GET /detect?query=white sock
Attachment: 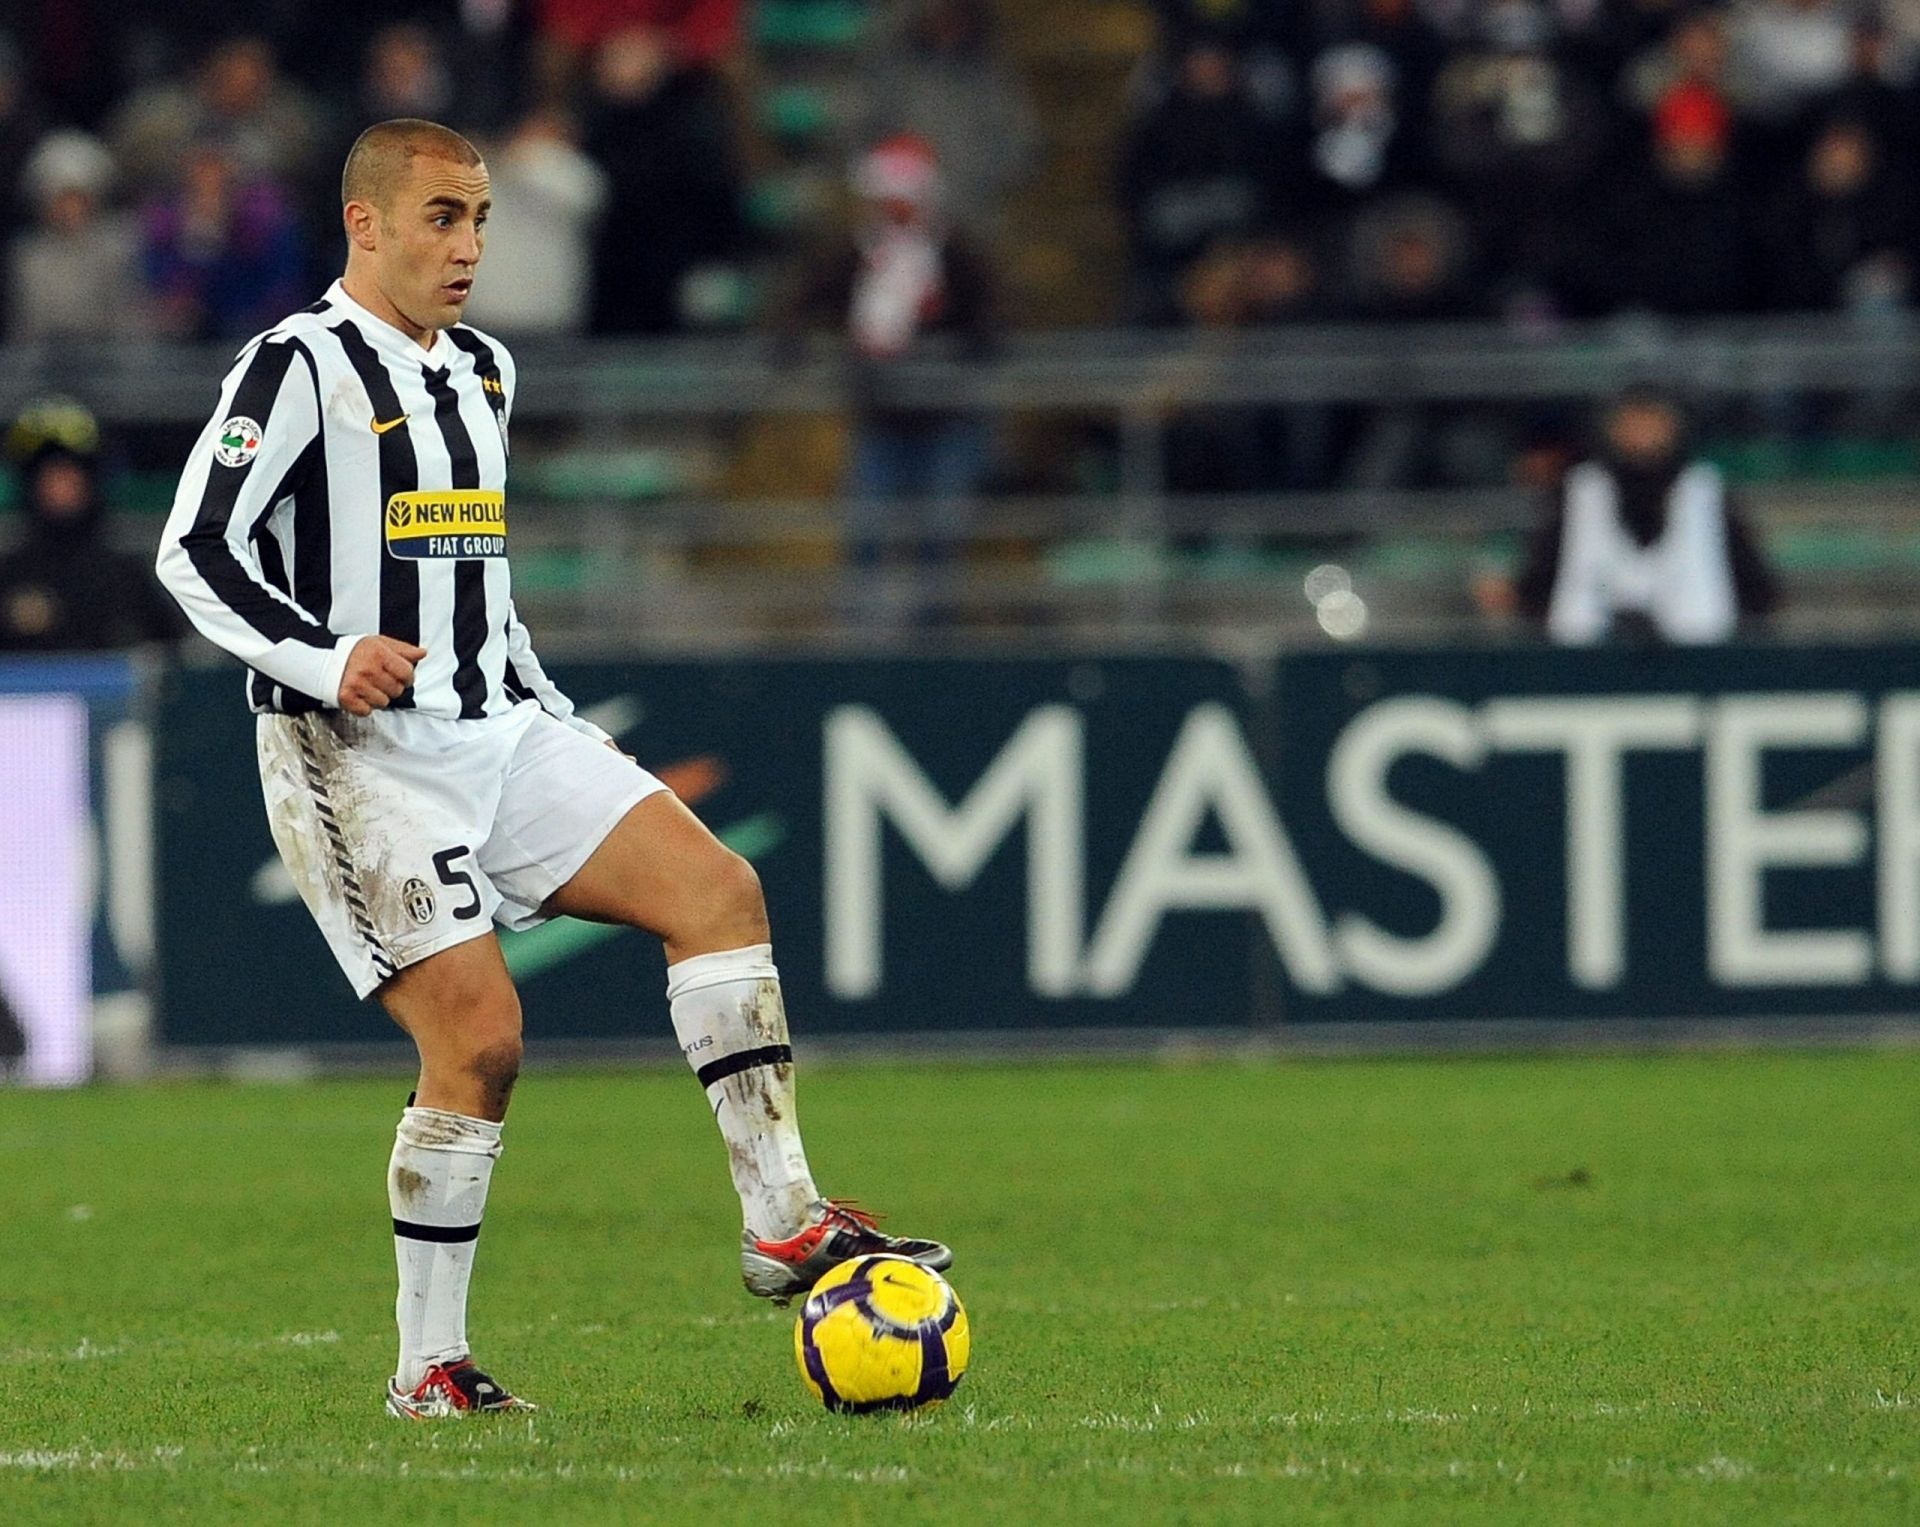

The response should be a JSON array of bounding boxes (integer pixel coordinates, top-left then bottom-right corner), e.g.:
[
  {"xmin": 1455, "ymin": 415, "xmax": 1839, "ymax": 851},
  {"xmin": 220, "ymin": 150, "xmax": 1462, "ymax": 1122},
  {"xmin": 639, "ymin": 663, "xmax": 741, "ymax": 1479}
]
[
  {"xmin": 667, "ymin": 943, "xmax": 821, "ymax": 1241},
  {"xmin": 389, "ymin": 1105, "xmax": 501, "ymax": 1391}
]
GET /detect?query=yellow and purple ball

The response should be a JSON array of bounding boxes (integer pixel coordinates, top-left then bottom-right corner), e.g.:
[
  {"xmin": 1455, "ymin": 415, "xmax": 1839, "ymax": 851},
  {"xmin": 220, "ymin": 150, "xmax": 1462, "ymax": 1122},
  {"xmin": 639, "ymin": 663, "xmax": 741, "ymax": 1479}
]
[{"xmin": 793, "ymin": 1254, "xmax": 969, "ymax": 1413}]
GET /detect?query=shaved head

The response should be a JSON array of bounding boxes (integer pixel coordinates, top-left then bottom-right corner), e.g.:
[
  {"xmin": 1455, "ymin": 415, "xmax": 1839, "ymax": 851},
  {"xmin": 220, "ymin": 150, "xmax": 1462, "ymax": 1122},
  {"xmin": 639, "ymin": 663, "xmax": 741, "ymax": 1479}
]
[
  {"xmin": 338, "ymin": 118, "xmax": 490, "ymax": 343},
  {"xmin": 342, "ymin": 118, "xmax": 482, "ymax": 211}
]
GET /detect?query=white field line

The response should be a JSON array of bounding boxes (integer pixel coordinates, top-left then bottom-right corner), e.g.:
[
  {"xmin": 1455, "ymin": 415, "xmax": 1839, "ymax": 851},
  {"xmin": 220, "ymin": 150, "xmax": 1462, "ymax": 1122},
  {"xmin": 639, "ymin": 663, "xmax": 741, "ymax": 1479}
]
[
  {"xmin": 0, "ymin": 1330, "xmax": 348, "ymax": 1365},
  {"xmin": 974, "ymin": 1391, "xmax": 1909, "ymax": 1439},
  {"xmin": 2, "ymin": 1443, "xmax": 1908, "ymax": 1490},
  {"xmin": 0, "ymin": 1447, "xmax": 182, "ymax": 1473},
  {"xmin": 0, "ymin": 1310, "xmax": 791, "ymax": 1369}
]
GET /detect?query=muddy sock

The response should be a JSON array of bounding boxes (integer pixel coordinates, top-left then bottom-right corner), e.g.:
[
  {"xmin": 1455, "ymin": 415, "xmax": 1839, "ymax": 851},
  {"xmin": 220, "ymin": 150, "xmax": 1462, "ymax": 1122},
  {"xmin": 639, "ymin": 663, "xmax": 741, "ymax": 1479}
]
[
  {"xmin": 389, "ymin": 1106, "xmax": 501, "ymax": 1391},
  {"xmin": 666, "ymin": 943, "xmax": 820, "ymax": 1241}
]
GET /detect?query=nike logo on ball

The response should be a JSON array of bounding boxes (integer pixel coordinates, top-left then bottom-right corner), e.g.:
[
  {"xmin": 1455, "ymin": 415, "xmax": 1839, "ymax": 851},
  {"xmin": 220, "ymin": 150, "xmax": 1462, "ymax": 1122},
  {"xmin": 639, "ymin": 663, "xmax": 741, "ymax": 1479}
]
[{"xmin": 370, "ymin": 415, "xmax": 410, "ymax": 434}]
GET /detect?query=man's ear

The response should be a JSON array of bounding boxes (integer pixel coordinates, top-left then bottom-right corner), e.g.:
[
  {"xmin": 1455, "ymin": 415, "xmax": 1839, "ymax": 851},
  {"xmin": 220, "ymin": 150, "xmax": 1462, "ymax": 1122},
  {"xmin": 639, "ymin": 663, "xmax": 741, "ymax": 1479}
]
[{"xmin": 343, "ymin": 197, "xmax": 379, "ymax": 253}]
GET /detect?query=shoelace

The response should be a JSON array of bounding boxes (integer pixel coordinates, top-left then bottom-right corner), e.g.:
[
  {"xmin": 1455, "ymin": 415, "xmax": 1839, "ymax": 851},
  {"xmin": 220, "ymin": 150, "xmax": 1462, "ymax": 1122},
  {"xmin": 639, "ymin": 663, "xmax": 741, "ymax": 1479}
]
[
  {"xmin": 822, "ymin": 1198, "xmax": 883, "ymax": 1231},
  {"xmin": 436, "ymin": 1361, "xmax": 493, "ymax": 1406}
]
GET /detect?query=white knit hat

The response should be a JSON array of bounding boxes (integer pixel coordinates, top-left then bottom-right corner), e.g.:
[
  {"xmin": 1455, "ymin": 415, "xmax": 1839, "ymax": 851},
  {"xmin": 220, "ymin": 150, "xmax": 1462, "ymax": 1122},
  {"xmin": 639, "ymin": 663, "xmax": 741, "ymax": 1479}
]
[{"xmin": 24, "ymin": 130, "xmax": 116, "ymax": 207}]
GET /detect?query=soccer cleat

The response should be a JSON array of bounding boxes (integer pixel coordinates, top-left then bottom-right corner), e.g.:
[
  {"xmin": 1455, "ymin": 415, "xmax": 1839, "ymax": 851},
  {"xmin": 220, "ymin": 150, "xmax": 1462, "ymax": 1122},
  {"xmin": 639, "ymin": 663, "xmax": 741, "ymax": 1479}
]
[
  {"xmin": 741, "ymin": 1198, "xmax": 953, "ymax": 1303},
  {"xmin": 384, "ymin": 1359, "xmax": 537, "ymax": 1420}
]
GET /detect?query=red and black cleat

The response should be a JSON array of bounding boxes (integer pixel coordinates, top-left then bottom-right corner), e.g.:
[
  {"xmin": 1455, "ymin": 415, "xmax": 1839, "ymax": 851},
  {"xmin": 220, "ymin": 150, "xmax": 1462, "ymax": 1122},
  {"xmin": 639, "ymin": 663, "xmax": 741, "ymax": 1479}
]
[
  {"xmin": 384, "ymin": 1358, "xmax": 537, "ymax": 1420},
  {"xmin": 741, "ymin": 1198, "xmax": 953, "ymax": 1304}
]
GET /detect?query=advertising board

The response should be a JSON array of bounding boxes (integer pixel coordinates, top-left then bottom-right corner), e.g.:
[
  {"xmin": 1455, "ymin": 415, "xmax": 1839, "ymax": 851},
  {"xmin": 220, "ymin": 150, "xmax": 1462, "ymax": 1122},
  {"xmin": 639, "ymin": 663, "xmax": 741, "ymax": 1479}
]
[{"xmin": 153, "ymin": 645, "xmax": 1920, "ymax": 1046}]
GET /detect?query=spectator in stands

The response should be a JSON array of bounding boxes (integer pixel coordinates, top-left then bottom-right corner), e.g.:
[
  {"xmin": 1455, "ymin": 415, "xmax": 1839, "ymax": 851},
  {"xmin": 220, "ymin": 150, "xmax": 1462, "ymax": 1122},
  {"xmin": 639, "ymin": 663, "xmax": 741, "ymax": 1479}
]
[
  {"xmin": 1620, "ymin": 6, "xmax": 1733, "ymax": 117},
  {"xmin": 535, "ymin": 0, "xmax": 742, "ymax": 93},
  {"xmin": 461, "ymin": 109, "xmax": 607, "ymax": 336},
  {"xmin": 0, "ymin": 398, "xmax": 184, "ymax": 653},
  {"xmin": 784, "ymin": 137, "xmax": 995, "ymax": 621},
  {"xmin": 8, "ymin": 130, "xmax": 148, "ymax": 341},
  {"xmin": 1145, "ymin": 0, "xmax": 1307, "ymax": 120},
  {"xmin": 1343, "ymin": 192, "xmax": 1480, "ymax": 320},
  {"xmin": 1317, "ymin": 0, "xmax": 1449, "ymax": 115},
  {"xmin": 1164, "ymin": 233, "xmax": 1345, "ymax": 502},
  {"xmin": 1764, "ymin": 117, "xmax": 1911, "ymax": 313},
  {"xmin": 1727, "ymin": 0, "xmax": 1854, "ymax": 122},
  {"xmin": 1119, "ymin": 39, "xmax": 1284, "ymax": 322},
  {"xmin": 1581, "ymin": 83, "xmax": 1756, "ymax": 315},
  {"xmin": 1151, "ymin": 0, "xmax": 1308, "ymax": 58},
  {"xmin": 1298, "ymin": 43, "xmax": 1428, "ymax": 219},
  {"xmin": 308, "ymin": 22, "xmax": 466, "ymax": 260},
  {"xmin": 141, "ymin": 139, "xmax": 308, "ymax": 342},
  {"xmin": 1497, "ymin": 388, "xmax": 1779, "ymax": 644},
  {"xmin": 359, "ymin": 21, "xmax": 458, "ymax": 123},
  {"xmin": 1430, "ymin": 0, "xmax": 1611, "ymax": 308},
  {"xmin": 107, "ymin": 34, "xmax": 323, "ymax": 204},
  {"xmin": 1340, "ymin": 194, "xmax": 1496, "ymax": 487},
  {"xmin": 292, "ymin": 1, "xmax": 528, "ymax": 133},
  {"xmin": 1806, "ymin": 18, "xmax": 1920, "ymax": 166},
  {"xmin": 860, "ymin": 0, "xmax": 1038, "ymax": 236},
  {"xmin": 581, "ymin": 24, "xmax": 746, "ymax": 333}
]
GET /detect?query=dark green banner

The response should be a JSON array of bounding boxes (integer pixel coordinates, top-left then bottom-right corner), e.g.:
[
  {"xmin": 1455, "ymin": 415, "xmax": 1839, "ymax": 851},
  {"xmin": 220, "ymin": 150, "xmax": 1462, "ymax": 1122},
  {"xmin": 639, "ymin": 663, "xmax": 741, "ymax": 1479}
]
[
  {"xmin": 154, "ymin": 656, "xmax": 1255, "ymax": 1045},
  {"xmin": 154, "ymin": 645, "xmax": 1920, "ymax": 1045},
  {"xmin": 1270, "ymin": 644, "xmax": 1920, "ymax": 1022}
]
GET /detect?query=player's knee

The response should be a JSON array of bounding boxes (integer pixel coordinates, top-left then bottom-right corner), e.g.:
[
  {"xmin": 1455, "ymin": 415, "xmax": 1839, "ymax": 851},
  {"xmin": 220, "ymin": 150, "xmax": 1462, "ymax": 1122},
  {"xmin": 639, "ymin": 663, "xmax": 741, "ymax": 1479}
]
[
  {"xmin": 662, "ymin": 844, "xmax": 767, "ymax": 952},
  {"xmin": 464, "ymin": 1014, "xmax": 526, "ymax": 1121},
  {"xmin": 706, "ymin": 848, "xmax": 767, "ymax": 941},
  {"xmin": 466, "ymin": 1031, "xmax": 523, "ymax": 1117},
  {"xmin": 452, "ymin": 981, "xmax": 522, "ymax": 1115}
]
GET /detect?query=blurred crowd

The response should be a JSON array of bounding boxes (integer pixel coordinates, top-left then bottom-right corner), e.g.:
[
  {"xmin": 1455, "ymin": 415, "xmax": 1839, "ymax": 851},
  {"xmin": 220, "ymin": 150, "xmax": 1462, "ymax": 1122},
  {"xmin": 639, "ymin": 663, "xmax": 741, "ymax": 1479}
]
[
  {"xmin": 0, "ymin": 0, "xmax": 1913, "ymax": 347},
  {"xmin": 0, "ymin": 2, "xmax": 754, "ymax": 343},
  {"xmin": 0, "ymin": 0, "xmax": 1045, "ymax": 346},
  {"xmin": 0, "ymin": 0, "xmax": 1827, "ymax": 644},
  {"xmin": 1124, "ymin": 0, "xmax": 1920, "ymax": 328}
]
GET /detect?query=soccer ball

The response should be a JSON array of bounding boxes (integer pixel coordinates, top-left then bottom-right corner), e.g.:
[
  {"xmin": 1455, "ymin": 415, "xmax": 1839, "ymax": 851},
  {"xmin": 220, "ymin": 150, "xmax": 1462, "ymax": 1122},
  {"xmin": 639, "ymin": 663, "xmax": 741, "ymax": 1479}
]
[{"xmin": 793, "ymin": 1254, "xmax": 969, "ymax": 1413}]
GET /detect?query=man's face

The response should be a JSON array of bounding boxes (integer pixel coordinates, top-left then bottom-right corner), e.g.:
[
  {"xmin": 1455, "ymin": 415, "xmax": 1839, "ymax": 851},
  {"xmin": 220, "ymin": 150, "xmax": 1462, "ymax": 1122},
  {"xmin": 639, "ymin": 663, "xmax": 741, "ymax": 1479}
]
[
  {"xmin": 367, "ymin": 155, "xmax": 490, "ymax": 334},
  {"xmin": 1607, "ymin": 401, "xmax": 1681, "ymax": 464},
  {"xmin": 31, "ymin": 458, "xmax": 90, "ymax": 519}
]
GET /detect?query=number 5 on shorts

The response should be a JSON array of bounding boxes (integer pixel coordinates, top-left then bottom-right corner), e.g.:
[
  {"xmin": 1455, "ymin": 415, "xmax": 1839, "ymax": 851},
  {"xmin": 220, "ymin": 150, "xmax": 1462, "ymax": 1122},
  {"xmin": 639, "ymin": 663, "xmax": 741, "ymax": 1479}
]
[{"xmin": 433, "ymin": 846, "xmax": 484, "ymax": 921}]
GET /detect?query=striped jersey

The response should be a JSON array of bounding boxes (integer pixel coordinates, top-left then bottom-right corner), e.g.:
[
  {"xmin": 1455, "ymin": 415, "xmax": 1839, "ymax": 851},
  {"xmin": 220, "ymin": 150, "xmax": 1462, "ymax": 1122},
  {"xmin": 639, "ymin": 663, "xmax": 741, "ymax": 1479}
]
[{"xmin": 157, "ymin": 280, "xmax": 602, "ymax": 736}]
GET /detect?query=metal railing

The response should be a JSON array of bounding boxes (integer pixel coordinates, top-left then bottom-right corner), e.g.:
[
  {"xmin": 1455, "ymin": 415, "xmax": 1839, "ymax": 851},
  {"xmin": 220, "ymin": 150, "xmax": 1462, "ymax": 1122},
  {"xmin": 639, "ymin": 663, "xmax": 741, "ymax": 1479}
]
[
  {"xmin": 17, "ymin": 311, "xmax": 1919, "ymax": 420},
  {"xmin": 14, "ymin": 313, "xmax": 1920, "ymax": 645}
]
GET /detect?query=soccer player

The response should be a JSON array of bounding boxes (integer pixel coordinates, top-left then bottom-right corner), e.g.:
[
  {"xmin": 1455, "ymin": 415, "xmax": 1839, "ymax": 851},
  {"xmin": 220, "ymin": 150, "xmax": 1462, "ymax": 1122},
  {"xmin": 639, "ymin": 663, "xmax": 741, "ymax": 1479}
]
[{"xmin": 155, "ymin": 119, "xmax": 951, "ymax": 1420}]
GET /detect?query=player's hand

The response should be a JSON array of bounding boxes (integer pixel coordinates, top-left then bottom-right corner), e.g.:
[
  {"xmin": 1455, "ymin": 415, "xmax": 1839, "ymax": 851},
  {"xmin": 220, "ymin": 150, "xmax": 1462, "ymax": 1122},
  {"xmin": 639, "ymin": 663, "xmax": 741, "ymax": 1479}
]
[{"xmin": 339, "ymin": 636, "xmax": 427, "ymax": 716}]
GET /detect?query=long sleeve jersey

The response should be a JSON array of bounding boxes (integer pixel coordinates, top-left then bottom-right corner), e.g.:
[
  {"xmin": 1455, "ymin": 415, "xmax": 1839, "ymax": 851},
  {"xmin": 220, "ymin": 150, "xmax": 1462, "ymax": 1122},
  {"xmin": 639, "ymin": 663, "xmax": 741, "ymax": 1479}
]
[{"xmin": 157, "ymin": 280, "xmax": 604, "ymax": 738}]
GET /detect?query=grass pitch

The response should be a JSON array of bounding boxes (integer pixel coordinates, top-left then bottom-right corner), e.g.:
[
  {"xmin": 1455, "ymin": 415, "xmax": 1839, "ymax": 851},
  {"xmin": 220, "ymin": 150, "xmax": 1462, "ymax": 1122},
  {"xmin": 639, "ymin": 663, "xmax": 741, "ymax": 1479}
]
[{"xmin": 1, "ymin": 1049, "xmax": 1915, "ymax": 1524}]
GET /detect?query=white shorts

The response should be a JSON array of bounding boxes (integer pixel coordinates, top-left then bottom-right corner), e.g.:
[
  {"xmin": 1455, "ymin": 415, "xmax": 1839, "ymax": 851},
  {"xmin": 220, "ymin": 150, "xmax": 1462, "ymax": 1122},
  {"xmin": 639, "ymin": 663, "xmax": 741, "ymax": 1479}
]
[{"xmin": 257, "ymin": 701, "xmax": 667, "ymax": 999}]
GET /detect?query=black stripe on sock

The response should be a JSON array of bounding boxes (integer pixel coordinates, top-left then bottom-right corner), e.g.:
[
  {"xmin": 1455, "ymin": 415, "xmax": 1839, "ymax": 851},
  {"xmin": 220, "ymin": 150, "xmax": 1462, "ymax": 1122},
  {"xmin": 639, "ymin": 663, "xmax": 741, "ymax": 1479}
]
[
  {"xmin": 695, "ymin": 1044, "xmax": 793, "ymax": 1090},
  {"xmin": 392, "ymin": 1218, "xmax": 481, "ymax": 1244}
]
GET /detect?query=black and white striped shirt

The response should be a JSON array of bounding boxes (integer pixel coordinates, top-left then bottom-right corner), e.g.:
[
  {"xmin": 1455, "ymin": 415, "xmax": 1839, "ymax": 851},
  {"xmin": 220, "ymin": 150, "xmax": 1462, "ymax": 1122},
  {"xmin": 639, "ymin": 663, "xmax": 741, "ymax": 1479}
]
[{"xmin": 158, "ymin": 280, "xmax": 603, "ymax": 736}]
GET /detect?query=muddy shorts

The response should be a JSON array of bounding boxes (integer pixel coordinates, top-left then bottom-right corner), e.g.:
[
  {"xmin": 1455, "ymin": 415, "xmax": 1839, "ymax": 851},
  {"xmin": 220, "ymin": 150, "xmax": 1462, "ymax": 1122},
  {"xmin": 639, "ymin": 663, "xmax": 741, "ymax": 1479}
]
[{"xmin": 257, "ymin": 701, "xmax": 666, "ymax": 998}]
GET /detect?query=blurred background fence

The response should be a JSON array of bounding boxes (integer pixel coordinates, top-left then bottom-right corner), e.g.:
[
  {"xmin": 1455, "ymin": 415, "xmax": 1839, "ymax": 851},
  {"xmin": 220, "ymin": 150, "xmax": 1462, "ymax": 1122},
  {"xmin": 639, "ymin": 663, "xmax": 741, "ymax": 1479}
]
[{"xmin": 12, "ymin": 315, "xmax": 1920, "ymax": 645}]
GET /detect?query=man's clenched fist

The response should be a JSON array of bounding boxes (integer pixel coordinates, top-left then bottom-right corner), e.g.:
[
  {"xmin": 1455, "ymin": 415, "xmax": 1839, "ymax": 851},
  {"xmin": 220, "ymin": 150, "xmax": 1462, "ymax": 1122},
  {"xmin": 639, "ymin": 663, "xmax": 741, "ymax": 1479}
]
[{"xmin": 338, "ymin": 635, "xmax": 427, "ymax": 716}]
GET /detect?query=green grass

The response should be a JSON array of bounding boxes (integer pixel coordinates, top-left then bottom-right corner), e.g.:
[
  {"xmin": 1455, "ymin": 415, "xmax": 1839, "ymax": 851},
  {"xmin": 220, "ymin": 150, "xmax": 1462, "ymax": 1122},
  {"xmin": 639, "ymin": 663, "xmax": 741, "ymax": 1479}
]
[{"xmin": 2, "ymin": 1051, "xmax": 1916, "ymax": 1523}]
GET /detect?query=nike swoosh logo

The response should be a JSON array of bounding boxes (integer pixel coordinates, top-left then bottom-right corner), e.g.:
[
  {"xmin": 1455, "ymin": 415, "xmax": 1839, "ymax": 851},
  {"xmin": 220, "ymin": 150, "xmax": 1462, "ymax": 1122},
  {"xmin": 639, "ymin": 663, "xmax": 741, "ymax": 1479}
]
[{"xmin": 370, "ymin": 415, "xmax": 409, "ymax": 434}]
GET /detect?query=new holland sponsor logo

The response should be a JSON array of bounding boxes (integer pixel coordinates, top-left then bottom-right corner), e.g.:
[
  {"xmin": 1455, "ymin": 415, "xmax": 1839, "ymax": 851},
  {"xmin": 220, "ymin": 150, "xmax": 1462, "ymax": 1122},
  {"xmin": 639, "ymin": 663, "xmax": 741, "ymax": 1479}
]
[{"xmin": 384, "ymin": 490, "xmax": 507, "ymax": 559}]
